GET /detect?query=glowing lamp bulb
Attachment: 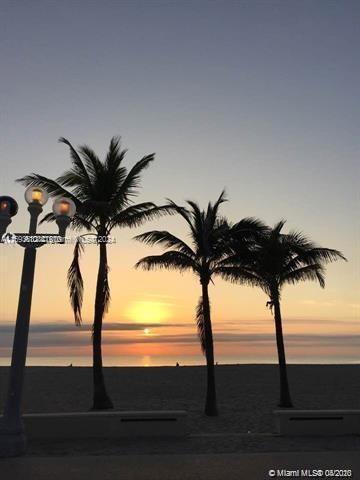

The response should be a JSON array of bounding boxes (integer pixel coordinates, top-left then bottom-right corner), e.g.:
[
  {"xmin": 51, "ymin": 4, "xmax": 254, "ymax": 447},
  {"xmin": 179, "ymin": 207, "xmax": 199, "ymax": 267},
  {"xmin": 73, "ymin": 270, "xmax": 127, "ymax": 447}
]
[
  {"xmin": 52, "ymin": 197, "xmax": 76, "ymax": 218},
  {"xmin": 24, "ymin": 186, "xmax": 48, "ymax": 206},
  {"xmin": 31, "ymin": 188, "xmax": 42, "ymax": 203},
  {"xmin": 59, "ymin": 200, "xmax": 70, "ymax": 215},
  {"xmin": 0, "ymin": 201, "xmax": 9, "ymax": 213},
  {"xmin": 0, "ymin": 196, "xmax": 18, "ymax": 217}
]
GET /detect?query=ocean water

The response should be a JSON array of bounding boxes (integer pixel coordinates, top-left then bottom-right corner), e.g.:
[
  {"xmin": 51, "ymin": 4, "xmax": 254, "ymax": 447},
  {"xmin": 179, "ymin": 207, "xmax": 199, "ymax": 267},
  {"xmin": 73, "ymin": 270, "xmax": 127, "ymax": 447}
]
[{"xmin": 0, "ymin": 355, "xmax": 358, "ymax": 367}]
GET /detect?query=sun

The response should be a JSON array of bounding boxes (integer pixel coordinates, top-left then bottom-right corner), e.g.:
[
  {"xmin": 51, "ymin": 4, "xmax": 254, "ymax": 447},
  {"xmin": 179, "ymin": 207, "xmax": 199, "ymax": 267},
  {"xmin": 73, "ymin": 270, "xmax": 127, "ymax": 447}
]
[
  {"xmin": 143, "ymin": 328, "xmax": 151, "ymax": 336},
  {"xmin": 125, "ymin": 300, "xmax": 171, "ymax": 324}
]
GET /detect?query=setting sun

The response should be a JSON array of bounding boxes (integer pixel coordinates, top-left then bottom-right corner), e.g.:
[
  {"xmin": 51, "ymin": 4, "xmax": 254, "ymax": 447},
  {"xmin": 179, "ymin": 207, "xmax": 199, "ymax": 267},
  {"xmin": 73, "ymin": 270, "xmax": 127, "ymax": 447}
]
[{"xmin": 125, "ymin": 301, "xmax": 171, "ymax": 324}]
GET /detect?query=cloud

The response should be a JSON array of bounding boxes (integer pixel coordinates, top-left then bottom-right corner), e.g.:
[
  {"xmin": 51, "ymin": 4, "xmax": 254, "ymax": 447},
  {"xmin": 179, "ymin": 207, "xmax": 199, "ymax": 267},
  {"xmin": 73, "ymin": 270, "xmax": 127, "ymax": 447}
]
[
  {"xmin": 217, "ymin": 318, "xmax": 360, "ymax": 329},
  {"xmin": 0, "ymin": 323, "xmax": 359, "ymax": 354},
  {"xmin": 0, "ymin": 321, "xmax": 188, "ymax": 334}
]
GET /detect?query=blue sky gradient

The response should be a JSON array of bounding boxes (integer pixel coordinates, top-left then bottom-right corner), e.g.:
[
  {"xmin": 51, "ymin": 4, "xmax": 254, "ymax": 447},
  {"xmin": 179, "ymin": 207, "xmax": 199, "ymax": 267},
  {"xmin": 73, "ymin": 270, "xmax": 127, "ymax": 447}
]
[{"xmin": 1, "ymin": 1, "xmax": 359, "ymax": 364}]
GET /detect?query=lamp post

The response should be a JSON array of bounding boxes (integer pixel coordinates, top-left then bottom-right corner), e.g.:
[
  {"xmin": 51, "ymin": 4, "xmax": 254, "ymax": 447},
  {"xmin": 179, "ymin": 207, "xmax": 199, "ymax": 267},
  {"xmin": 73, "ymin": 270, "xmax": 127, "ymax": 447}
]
[
  {"xmin": 0, "ymin": 187, "xmax": 76, "ymax": 457},
  {"xmin": 0, "ymin": 196, "xmax": 19, "ymax": 237}
]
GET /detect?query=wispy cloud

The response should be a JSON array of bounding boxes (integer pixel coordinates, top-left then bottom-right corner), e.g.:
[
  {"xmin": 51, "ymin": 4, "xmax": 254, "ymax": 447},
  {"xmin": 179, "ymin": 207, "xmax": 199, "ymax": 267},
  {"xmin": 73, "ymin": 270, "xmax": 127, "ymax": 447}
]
[
  {"xmin": 217, "ymin": 318, "xmax": 360, "ymax": 328},
  {"xmin": 0, "ymin": 323, "xmax": 359, "ymax": 353},
  {"xmin": 0, "ymin": 321, "xmax": 188, "ymax": 334}
]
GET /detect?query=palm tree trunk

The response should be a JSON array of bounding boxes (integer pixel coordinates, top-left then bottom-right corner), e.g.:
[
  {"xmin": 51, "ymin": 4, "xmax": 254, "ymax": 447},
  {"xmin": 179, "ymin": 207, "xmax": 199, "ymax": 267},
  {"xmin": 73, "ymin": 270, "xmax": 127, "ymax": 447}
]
[
  {"xmin": 201, "ymin": 282, "xmax": 218, "ymax": 416},
  {"xmin": 92, "ymin": 236, "xmax": 113, "ymax": 410},
  {"xmin": 273, "ymin": 296, "xmax": 293, "ymax": 408}
]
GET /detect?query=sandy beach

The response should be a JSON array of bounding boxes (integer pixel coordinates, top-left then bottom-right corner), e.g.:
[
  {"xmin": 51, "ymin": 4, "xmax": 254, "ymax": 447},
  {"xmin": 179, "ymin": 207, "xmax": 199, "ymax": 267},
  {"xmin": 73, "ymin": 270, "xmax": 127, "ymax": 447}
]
[{"xmin": 1, "ymin": 364, "xmax": 359, "ymax": 455}]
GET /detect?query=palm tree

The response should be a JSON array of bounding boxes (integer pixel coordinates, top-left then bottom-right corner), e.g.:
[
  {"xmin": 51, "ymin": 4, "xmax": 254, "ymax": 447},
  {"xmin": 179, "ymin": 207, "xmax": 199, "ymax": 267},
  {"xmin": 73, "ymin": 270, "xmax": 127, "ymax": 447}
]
[
  {"xmin": 134, "ymin": 191, "xmax": 265, "ymax": 416},
  {"xmin": 225, "ymin": 220, "xmax": 346, "ymax": 408},
  {"xmin": 17, "ymin": 136, "xmax": 172, "ymax": 409}
]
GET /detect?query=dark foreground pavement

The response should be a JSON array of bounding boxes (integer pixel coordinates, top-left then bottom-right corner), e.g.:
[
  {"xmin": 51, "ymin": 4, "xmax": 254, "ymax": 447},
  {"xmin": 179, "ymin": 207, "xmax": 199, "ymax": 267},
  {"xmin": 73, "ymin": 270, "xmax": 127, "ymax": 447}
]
[{"xmin": 1, "ymin": 451, "xmax": 359, "ymax": 480}]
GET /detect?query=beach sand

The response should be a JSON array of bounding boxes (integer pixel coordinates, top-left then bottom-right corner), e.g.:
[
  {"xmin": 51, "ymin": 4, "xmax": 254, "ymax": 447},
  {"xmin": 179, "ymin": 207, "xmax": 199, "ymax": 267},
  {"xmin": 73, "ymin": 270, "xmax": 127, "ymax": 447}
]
[{"xmin": 0, "ymin": 364, "xmax": 359, "ymax": 455}]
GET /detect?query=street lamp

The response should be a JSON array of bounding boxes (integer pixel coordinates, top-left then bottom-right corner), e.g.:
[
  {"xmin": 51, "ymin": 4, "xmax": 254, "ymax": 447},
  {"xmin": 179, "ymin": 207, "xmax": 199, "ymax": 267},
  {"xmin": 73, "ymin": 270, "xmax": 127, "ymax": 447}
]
[
  {"xmin": 0, "ymin": 187, "xmax": 76, "ymax": 457},
  {"xmin": 53, "ymin": 197, "xmax": 76, "ymax": 237},
  {"xmin": 0, "ymin": 196, "xmax": 19, "ymax": 237}
]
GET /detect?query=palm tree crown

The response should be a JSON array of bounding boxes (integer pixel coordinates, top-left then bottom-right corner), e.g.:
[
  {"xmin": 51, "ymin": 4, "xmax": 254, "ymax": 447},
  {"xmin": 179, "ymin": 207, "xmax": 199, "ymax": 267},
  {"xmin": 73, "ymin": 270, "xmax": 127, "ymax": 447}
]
[
  {"xmin": 134, "ymin": 192, "xmax": 265, "ymax": 286},
  {"xmin": 18, "ymin": 137, "xmax": 169, "ymax": 234},
  {"xmin": 135, "ymin": 192, "xmax": 264, "ymax": 347},
  {"xmin": 232, "ymin": 220, "xmax": 347, "ymax": 301},
  {"xmin": 135, "ymin": 191, "xmax": 224, "ymax": 348},
  {"xmin": 17, "ymin": 136, "xmax": 171, "ymax": 323}
]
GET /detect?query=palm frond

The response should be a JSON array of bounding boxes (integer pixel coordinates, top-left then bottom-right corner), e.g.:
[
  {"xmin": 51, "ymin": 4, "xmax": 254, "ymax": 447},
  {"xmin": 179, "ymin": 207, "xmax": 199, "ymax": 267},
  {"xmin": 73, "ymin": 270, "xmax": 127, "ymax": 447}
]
[
  {"xmin": 78, "ymin": 145, "xmax": 104, "ymax": 181},
  {"xmin": 285, "ymin": 229, "xmax": 314, "ymax": 250},
  {"xmin": 134, "ymin": 229, "xmax": 196, "ymax": 257},
  {"xmin": 164, "ymin": 199, "xmax": 195, "ymax": 233},
  {"xmin": 40, "ymin": 205, "xmax": 96, "ymax": 231},
  {"xmin": 70, "ymin": 214, "xmax": 97, "ymax": 232},
  {"xmin": 134, "ymin": 195, "xmax": 235, "ymax": 284},
  {"xmin": 135, "ymin": 251, "xmax": 196, "ymax": 272},
  {"xmin": 109, "ymin": 204, "xmax": 175, "ymax": 230},
  {"xmin": 105, "ymin": 137, "xmax": 127, "ymax": 173},
  {"xmin": 103, "ymin": 137, "xmax": 130, "ymax": 206},
  {"xmin": 273, "ymin": 220, "xmax": 287, "ymax": 235},
  {"xmin": 16, "ymin": 174, "xmax": 78, "ymax": 204},
  {"xmin": 39, "ymin": 212, "xmax": 56, "ymax": 225},
  {"xmin": 196, "ymin": 296, "xmax": 206, "ymax": 354},
  {"xmin": 103, "ymin": 262, "xmax": 111, "ymax": 314},
  {"xmin": 235, "ymin": 221, "xmax": 346, "ymax": 298},
  {"xmin": 105, "ymin": 136, "xmax": 121, "ymax": 165},
  {"xmin": 305, "ymin": 247, "xmax": 347, "ymax": 264},
  {"xmin": 231, "ymin": 217, "xmax": 268, "ymax": 237},
  {"xmin": 115, "ymin": 154, "xmax": 155, "ymax": 206},
  {"xmin": 186, "ymin": 199, "xmax": 204, "ymax": 243},
  {"xmin": 67, "ymin": 238, "xmax": 84, "ymax": 325},
  {"xmin": 213, "ymin": 189, "xmax": 227, "ymax": 209},
  {"xmin": 58, "ymin": 137, "xmax": 94, "ymax": 195},
  {"xmin": 214, "ymin": 265, "xmax": 264, "ymax": 288},
  {"xmin": 281, "ymin": 264, "xmax": 326, "ymax": 288},
  {"xmin": 56, "ymin": 171, "xmax": 85, "ymax": 188},
  {"xmin": 206, "ymin": 189, "xmax": 227, "ymax": 230}
]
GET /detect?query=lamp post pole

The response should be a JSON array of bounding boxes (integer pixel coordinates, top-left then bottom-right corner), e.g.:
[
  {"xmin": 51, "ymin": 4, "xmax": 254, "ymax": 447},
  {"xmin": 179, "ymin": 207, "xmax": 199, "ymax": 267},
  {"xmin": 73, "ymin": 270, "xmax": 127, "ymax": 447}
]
[
  {"xmin": 0, "ymin": 190, "xmax": 76, "ymax": 457},
  {"xmin": 0, "ymin": 203, "xmax": 42, "ymax": 456}
]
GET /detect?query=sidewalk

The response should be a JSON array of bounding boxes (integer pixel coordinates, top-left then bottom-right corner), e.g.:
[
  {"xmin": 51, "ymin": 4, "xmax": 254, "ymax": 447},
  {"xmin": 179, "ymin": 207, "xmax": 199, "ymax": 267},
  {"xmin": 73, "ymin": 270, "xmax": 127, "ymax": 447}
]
[{"xmin": 1, "ymin": 451, "xmax": 358, "ymax": 480}]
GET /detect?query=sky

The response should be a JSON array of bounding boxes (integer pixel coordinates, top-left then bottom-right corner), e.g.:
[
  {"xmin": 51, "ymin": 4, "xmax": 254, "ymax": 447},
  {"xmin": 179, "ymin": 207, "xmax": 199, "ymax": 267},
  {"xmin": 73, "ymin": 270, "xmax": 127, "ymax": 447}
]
[{"xmin": 0, "ymin": 0, "xmax": 359, "ymax": 365}]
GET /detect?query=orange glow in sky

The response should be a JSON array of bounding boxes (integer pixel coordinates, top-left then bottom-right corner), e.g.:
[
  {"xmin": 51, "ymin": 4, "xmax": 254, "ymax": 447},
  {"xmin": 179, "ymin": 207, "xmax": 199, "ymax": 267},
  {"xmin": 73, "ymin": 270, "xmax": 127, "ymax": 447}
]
[{"xmin": 125, "ymin": 300, "xmax": 172, "ymax": 324}]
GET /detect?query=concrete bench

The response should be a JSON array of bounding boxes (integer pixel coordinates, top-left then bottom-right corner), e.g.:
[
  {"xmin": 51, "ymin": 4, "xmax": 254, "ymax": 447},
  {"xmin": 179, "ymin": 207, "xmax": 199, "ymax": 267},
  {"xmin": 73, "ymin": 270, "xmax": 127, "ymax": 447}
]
[
  {"xmin": 274, "ymin": 409, "xmax": 360, "ymax": 436},
  {"xmin": 21, "ymin": 410, "xmax": 188, "ymax": 439}
]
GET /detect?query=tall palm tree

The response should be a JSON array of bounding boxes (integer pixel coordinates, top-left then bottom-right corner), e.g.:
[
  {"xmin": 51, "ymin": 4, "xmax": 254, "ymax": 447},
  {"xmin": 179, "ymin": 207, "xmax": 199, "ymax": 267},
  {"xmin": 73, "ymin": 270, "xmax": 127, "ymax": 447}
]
[
  {"xmin": 17, "ymin": 136, "xmax": 172, "ymax": 409},
  {"xmin": 134, "ymin": 191, "xmax": 265, "ymax": 416},
  {"xmin": 225, "ymin": 220, "xmax": 346, "ymax": 408}
]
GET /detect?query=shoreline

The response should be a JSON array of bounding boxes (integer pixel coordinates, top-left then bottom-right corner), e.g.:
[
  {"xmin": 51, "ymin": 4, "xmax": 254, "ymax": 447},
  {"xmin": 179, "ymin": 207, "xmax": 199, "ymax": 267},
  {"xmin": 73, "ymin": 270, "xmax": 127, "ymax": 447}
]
[{"xmin": 1, "ymin": 362, "xmax": 359, "ymax": 368}]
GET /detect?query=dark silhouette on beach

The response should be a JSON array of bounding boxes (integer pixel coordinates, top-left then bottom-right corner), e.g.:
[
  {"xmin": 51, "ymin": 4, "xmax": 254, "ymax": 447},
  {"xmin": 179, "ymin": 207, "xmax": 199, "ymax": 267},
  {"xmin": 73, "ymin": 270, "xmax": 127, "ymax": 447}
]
[
  {"xmin": 17, "ymin": 136, "xmax": 173, "ymax": 410},
  {"xmin": 135, "ymin": 191, "xmax": 265, "ymax": 416},
  {"xmin": 227, "ymin": 220, "xmax": 346, "ymax": 407}
]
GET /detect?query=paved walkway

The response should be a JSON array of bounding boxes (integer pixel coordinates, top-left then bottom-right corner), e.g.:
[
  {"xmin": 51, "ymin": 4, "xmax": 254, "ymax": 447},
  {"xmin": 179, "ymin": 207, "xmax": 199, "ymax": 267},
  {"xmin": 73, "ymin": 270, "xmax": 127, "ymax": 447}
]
[{"xmin": 1, "ymin": 451, "xmax": 358, "ymax": 480}]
